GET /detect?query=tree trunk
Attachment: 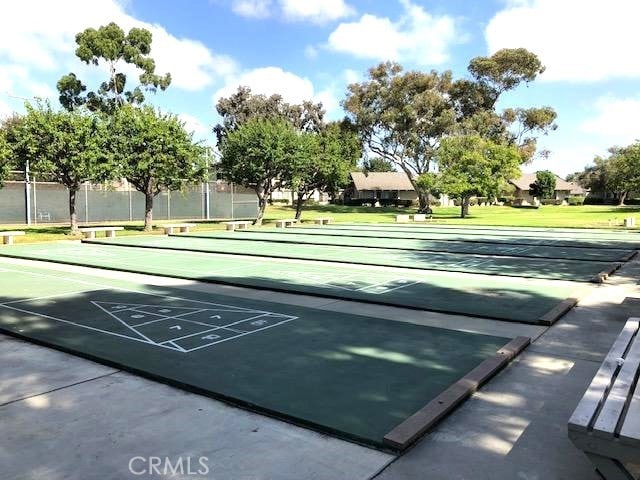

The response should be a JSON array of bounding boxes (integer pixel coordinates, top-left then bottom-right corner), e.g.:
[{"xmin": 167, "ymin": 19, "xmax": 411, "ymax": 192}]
[
  {"xmin": 144, "ymin": 192, "xmax": 154, "ymax": 231},
  {"xmin": 69, "ymin": 187, "xmax": 79, "ymax": 233},
  {"xmin": 460, "ymin": 196, "xmax": 470, "ymax": 218},
  {"xmin": 295, "ymin": 191, "xmax": 305, "ymax": 220},
  {"xmin": 618, "ymin": 191, "xmax": 628, "ymax": 206},
  {"xmin": 254, "ymin": 195, "xmax": 268, "ymax": 226}
]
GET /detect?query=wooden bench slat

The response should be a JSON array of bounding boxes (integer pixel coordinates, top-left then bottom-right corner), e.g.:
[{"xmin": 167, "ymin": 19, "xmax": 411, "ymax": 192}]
[
  {"xmin": 593, "ymin": 324, "xmax": 640, "ymax": 438},
  {"xmin": 569, "ymin": 319, "xmax": 639, "ymax": 432},
  {"xmin": 619, "ymin": 381, "xmax": 640, "ymax": 446}
]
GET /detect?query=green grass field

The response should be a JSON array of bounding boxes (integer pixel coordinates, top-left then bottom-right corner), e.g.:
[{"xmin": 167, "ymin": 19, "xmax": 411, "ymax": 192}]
[{"xmin": 2, "ymin": 204, "xmax": 639, "ymax": 243}]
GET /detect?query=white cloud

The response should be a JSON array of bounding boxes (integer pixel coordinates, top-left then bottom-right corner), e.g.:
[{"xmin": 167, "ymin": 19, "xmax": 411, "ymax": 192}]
[
  {"xmin": 580, "ymin": 95, "xmax": 640, "ymax": 145},
  {"xmin": 231, "ymin": 0, "xmax": 272, "ymax": 19},
  {"xmin": 212, "ymin": 66, "xmax": 341, "ymax": 119},
  {"xmin": 0, "ymin": 0, "xmax": 234, "ymax": 95},
  {"xmin": 485, "ymin": 0, "xmax": 640, "ymax": 82},
  {"xmin": 230, "ymin": 0, "xmax": 354, "ymax": 23},
  {"xmin": 326, "ymin": 0, "xmax": 457, "ymax": 65},
  {"xmin": 280, "ymin": 0, "xmax": 355, "ymax": 24},
  {"xmin": 179, "ymin": 113, "xmax": 210, "ymax": 137}
]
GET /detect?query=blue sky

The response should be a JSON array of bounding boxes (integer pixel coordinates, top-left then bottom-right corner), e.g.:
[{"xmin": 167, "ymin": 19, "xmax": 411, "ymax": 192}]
[{"xmin": 1, "ymin": 0, "xmax": 639, "ymax": 176}]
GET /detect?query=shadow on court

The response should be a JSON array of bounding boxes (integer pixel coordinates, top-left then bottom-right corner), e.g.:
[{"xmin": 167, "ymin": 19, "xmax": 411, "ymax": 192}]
[{"xmin": 0, "ymin": 284, "xmax": 509, "ymax": 450}]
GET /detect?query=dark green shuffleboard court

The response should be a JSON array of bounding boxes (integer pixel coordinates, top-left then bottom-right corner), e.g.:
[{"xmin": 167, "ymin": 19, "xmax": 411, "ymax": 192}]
[
  {"xmin": 0, "ymin": 242, "xmax": 580, "ymax": 324},
  {"xmin": 84, "ymin": 235, "xmax": 616, "ymax": 283},
  {"xmin": 287, "ymin": 225, "xmax": 640, "ymax": 250},
  {"xmin": 362, "ymin": 223, "xmax": 640, "ymax": 236},
  {"xmin": 0, "ymin": 262, "xmax": 513, "ymax": 449},
  {"xmin": 179, "ymin": 230, "xmax": 634, "ymax": 262}
]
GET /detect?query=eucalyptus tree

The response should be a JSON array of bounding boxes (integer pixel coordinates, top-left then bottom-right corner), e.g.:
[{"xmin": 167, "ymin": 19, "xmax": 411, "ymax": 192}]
[{"xmin": 57, "ymin": 22, "xmax": 171, "ymax": 113}]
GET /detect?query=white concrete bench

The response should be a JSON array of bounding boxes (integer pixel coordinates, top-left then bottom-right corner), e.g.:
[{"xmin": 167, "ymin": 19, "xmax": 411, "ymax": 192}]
[
  {"xmin": 224, "ymin": 221, "xmax": 252, "ymax": 231},
  {"xmin": 568, "ymin": 317, "xmax": 640, "ymax": 480},
  {"xmin": 162, "ymin": 223, "xmax": 197, "ymax": 234},
  {"xmin": 624, "ymin": 217, "xmax": 636, "ymax": 228},
  {"xmin": 395, "ymin": 214, "xmax": 410, "ymax": 223},
  {"xmin": 314, "ymin": 217, "xmax": 333, "ymax": 225},
  {"xmin": 275, "ymin": 219, "xmax": 298, "ymax": 228},
  {"xmin": 0, "ymin": 231, "xmax": 25, "ymax": 245},
  {"xmin": 78, "ymin": 226, "xmax": 124, "ymax": 239}
]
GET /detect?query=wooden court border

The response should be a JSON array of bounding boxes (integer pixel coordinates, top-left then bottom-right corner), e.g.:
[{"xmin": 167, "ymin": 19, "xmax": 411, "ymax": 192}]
[{"xmin": 383, "ymin": 336, "xmax": 531, "ymax": 451}]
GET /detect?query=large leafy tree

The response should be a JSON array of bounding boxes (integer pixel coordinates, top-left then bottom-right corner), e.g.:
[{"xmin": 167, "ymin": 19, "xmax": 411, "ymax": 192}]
[
  {"xmin": 218, "ymin": 117, "xmax": 301, "ymax": 225},
  {"xmin": 289, "ymin": 121, "xmax": 361, "ymax": 219},
  {"xmin": 214, "ymin": 86, "xmax": 324, "ymax": 143},
  {"xmin": 362, "ymin": 157, "xmax": 395, "ymax": 173},
  {"xmin": 0, "ymin": 127, "xmax": 13, "ymax": 187},
  {"xmin": 605, "ymin": 143, "xmax": 640, "ymax": 205},
  {"xmin": 343, "ymin": 62, "xmax": 455, "ymax": 212},
  {"xmin": 109, "ymin": 105, "xmax": 208, "ymax": 231},
  {"xmin": 451, "ymin": 49, "xmax": 556, "ymax": 162},
  {"xmin": 529, "ymin": 170, "xmax": 557, "ymax": 200},
  {"xmin": 57, "ymin": 22, "xmax": 171, "ymax": 113},
  {"xmin": 6, "ymin": 102, "xmax": 112, "ymax": 232},
  {"xmin": 436, "ymin": 135, "xmax": 521, "ymax": 218}
]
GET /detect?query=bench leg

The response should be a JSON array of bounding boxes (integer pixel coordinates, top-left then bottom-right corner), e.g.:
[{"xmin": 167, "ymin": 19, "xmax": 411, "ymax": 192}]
[
  {"xmin": 586, "ymin": 453, "xmax": 635, "ymax": 480},
  {"xmin": 84, "ymin": 232, "xmax": 95, "ymax": 240},
  {"xmin": 106, "ymin": 230, "xmax": 116, "ymax": 238},
  {"xmin": 164, "ymin": 228, "xmax": 173, "ymax": 235},
  {"xmin": 180, "ymin": 227, "xmax": 189, "ymax": 233},
  {"xmin": 4, "ymin": 236, "xmax": 12, "ymax": 245}
]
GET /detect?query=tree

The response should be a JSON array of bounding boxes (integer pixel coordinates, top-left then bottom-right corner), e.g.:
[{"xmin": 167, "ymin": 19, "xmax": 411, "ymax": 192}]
[
  {"xmin": 529, "ymin": 170, "xmax": 557, "ymax": 200},
  {"xmin": 218, "ymin": 118, "xmax": 301, "ymax": 225},
  {"xmin": 110, "ymin": 105, "xmax": 208, "ymax": 231},
  {"xmin": 451, "ymin": 49, "xmax": 556, "ymax": 163},
  {"xmin": 5, "ymin": 102, "xmax": 112, "ymax": 232},
  {"xmin": 605, "ymin": 143, "xmax": 640, "ymax": 205},
  {"xmin": 436, "ymin": 135, "xmax": 521, "ymax": 218},
  {"xmin": 362, "ymin": 157, "xmax": 395, "ymax": 173},
  {"xmin": 214, "ymin": 86, "xmax": 324, "ymax": 143},
  {"xmin": 57, "ymin": 22, "xmax": 171, "ymax": 113},
  {"xmin": 289, "ymin": 121, "xmax": 361, "ymax": 219},
  {"xmin": 0, "ymin": 127, "xmax": 13, "ymax": 187},
  {"xmin": 343, "ymin": 62, "xmax": 455, "ymax": 212}
]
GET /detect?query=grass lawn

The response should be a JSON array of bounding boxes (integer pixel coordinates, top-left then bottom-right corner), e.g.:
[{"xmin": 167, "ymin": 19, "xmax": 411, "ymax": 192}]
[
  {"xmin": 267, "ymin": 204, "xmax": 640, "ymax": 229},
  {"xmin": 2, "ymin": 204, "xmax": 639, "ymax": 243}
]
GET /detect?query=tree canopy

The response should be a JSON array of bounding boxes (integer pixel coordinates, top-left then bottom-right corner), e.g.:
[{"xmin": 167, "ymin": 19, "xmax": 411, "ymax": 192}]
[
  {"xmin": 529, "ymin": 170, "xmax": 557, "ymax": 200},
  {"xmin": 218, "ymin": 117, "xmax": 302, "ymax": 224},
  {"xmin": 57, "ymin": 22, "xmax": 171, "ymax": 113},
  {"xmin": 362, "ymin": 157, "xmax": 395, "ymax": 173},
  {"xmin": 289, "ymin": 121, "xmax": 361, "ymax": 218},
  {"xmin": 0, "ymin": 128, "xmax": 12, "ymax": 187},
  {"xmin": 344, "ymin": 49, "xmax": 555, "ymax": 213},
  {"xmin": 6, "ymin": 102, "xmax": 112, "ymax": 231},
  {"xmin": 109, "ymin": 105, "xmax": 208, "ymax": 230},
  {"xmin": 436, "ymin": 135, "xmax": 522, "ymax": 217}
]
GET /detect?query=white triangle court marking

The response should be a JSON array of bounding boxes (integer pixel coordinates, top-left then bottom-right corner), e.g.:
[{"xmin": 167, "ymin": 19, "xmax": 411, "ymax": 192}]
[{"xmin": 92, "ymin": 301, "xmax": 155, "ymax": 343}]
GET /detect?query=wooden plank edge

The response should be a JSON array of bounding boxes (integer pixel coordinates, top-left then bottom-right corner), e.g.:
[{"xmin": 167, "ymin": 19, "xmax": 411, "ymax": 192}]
[
  {"xmin": 539, "ymin": 297, "xmax": 579, "ymax": 325},
  {"xmin": 383, "ymin": 336, "xmax": 530, "ymax": 451},
  {"xmin": 591, "ymin": 263, "xmax": 623, "ymax": 283}
]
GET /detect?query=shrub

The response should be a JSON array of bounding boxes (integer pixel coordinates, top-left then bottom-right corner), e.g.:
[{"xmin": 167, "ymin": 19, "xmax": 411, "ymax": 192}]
[
  {"xmin": 540, "ymin": 198, "xmax": 562, "ymax": 206},
  {"xmin": 271, "ymin": 198, "xmax": 290, "ymax": 204},
  {"xmin": 568, "ymin": 196, "xmax": 585, "ymax": 206},
  {"xmin": 476, "ymin": 196, "xmax": 488, "ymax": 205}
]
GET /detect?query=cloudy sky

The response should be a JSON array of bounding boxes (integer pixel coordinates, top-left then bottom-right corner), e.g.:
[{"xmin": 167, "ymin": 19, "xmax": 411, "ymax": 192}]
[{"xmin": 1, "ymin": 0, "xmax": 638, "ymax": 176}]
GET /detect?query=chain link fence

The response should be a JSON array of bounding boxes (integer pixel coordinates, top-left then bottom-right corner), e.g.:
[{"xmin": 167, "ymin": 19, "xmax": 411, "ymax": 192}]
[{"xmin": 0, "ymin": 172, "xmax": 259, "ymax": 225}]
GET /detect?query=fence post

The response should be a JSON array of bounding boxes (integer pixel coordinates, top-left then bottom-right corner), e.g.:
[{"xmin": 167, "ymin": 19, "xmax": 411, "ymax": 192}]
[
  {"xmin": 24, "ymin": 163, "xmax": 32, "ymax": 225},
  {"xmin": 231, "ymin": 182, "xmax": 234, "ymax": 220},
  {"xmin": 203, "ymin": 182, "xmax": 210, "ymax": 220},
  {"xmin": 84, "ymin": 183, "xmax": 89, "ymax": 223},
  {"xmin": 167, "ymin": 190, "xmax": 171, "ymax": 220}
]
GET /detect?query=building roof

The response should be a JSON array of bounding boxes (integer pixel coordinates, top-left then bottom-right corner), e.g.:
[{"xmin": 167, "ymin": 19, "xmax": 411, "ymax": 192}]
[
  {"xmin": 510, "ymin": 173, "xmax": 580, "ymax": 193},
  {"xmin": 350, "ymin": 171, "xmax": 415, "ymax": 191}
]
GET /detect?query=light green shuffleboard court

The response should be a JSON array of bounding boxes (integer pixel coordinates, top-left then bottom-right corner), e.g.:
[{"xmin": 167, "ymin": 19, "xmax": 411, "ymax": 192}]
[
  {"xmin": 81, "ymin": 235, "xmax": 617, "ymax": 283},
  {"xmin": 179, "ymin": 230, "xmax": 634, "ymax": 262},
  {"xmin": 0, "ymin": 242, "xmax": 581, "ymax": 324}
]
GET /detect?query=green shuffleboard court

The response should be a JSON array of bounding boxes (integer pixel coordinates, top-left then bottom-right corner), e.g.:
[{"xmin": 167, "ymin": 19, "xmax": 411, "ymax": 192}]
[
  {"xmin": 0, "ymin": 242, "xmax": 582, "ymax": 324},
  {"xmin": 293, "ymin": 224, "xmax": 640, "ymax": 249},
  {"xmin": 283, "ymin": 226, "xmax": 640, "ymax": 250},
  {"xmin": 180, "ymin": 230, "xmax": 634, "ymax": 262},
  {"xmin": 0, "ymin": 262, "xmax": 519, "ymax": 450},
  {"xmin": 85, "ymin": 235, "xmax": 617, "ymax": 283}
]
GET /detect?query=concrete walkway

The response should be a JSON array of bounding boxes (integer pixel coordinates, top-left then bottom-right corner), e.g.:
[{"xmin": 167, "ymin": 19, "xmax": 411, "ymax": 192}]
[{"xmin": 1, "ymin": 257, "xmax": 639, "ymax": 479}]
